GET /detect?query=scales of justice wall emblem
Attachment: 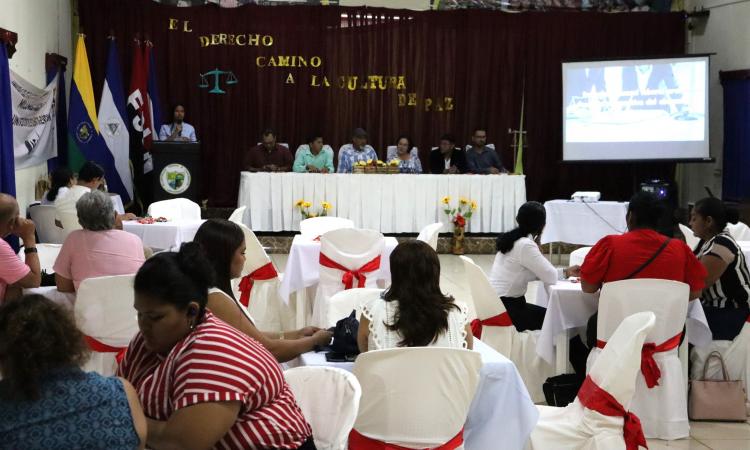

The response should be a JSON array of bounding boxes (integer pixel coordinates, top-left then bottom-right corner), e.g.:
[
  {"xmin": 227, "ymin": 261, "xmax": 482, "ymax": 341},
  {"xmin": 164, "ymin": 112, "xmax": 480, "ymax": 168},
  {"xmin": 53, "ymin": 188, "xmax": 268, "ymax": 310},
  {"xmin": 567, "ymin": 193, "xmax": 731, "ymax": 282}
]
[{"xmin": 199, "ymin": 68, "xmax": 238, "ymax": 94}]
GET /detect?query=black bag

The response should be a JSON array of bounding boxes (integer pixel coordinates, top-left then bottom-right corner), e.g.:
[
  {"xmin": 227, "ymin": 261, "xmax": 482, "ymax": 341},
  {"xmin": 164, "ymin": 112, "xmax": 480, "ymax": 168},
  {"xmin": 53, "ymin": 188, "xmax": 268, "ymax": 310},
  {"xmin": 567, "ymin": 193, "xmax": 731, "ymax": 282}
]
[
  {"xmin": 543, "ymin": 374, "xmax": 584, "ymax": 407},
  {"xmin": 328, "ymin": 310, "xmax": 360, "ymax": 356}
]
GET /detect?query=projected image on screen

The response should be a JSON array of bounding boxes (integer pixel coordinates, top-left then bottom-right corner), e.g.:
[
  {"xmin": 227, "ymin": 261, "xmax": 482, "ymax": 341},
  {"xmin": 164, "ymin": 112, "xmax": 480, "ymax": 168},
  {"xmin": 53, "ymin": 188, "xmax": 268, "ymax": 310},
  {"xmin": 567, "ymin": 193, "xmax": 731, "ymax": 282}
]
[{"xmin": 562, "ymin": 56, "xmax": 709, "ymax": 162}]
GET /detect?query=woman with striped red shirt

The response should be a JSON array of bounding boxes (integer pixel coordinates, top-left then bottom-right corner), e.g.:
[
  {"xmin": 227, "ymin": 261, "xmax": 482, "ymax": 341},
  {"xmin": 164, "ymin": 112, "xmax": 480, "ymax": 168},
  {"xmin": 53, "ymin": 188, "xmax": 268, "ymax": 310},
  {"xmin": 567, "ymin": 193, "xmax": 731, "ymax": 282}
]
[{"xmin": 118, "ymin": 243, "xmax": 315, "ymax": 450}]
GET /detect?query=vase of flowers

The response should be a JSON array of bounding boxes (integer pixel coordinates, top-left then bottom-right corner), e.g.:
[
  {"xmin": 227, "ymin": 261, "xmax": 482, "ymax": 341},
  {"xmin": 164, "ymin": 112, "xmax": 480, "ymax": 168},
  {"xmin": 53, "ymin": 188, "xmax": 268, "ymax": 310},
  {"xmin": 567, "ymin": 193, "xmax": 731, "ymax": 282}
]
[
  {"xmin": 295, "ymin": 200, "xmax": 332, "ymax": 219},
  {"xmin": 442, "ymin": 196, "xmax": 477, "ymax": 255},
  {"xmin": 387, "ymin": 159, "xmax": 400, "ymax": 174}
]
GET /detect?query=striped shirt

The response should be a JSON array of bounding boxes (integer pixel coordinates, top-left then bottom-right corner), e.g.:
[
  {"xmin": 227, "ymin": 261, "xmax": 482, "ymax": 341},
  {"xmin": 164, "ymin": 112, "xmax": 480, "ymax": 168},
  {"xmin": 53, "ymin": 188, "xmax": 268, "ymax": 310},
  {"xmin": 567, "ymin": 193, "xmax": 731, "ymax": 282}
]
[
  {"xmin": 696, "ymin": 231, "xmax": 750, "ymax": 309},
  {"xmin": 118, "ymin": 310, "xmax": 311, "ymax": 450}
]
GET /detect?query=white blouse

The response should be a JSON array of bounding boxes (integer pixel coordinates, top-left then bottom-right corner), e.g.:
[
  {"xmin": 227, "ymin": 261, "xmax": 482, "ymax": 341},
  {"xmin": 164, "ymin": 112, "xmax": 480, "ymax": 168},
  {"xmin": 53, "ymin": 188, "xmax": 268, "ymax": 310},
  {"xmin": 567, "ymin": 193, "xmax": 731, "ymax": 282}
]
[
  {"xmin": 361, "ymin": 294, "xmax": 469, "ymax": 350},
  {"xmin": 488, "ymin": 236, "xmax": 564, "ymax": 298}
]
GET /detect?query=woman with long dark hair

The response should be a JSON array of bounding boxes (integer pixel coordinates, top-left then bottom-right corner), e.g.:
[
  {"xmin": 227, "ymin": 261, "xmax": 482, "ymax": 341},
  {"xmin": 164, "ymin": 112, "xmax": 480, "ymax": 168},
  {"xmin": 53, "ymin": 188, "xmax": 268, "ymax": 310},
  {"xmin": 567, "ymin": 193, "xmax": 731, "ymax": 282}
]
[
  {"xmin": 193, "ymin": 219, "xmax": 332, "ymax": 362},
  {"xmin": 488, "ymin": 201, "xmax": 580, "ymax": 331},
  {"xmin": 357, "ymin": 240, "xmax": 472, "ymax": 351},
  {"xmin": 41, "ymin": 167, "xmax": 74, "ymax": 205}
]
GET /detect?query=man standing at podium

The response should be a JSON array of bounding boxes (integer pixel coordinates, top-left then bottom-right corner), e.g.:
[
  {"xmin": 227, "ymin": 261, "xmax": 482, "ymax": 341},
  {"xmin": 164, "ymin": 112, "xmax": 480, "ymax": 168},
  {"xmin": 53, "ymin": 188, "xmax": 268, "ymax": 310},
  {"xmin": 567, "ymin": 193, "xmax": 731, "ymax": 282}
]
[{"xmin": 158, "ymin": 104, "xmax": 197, "ymax": 142}]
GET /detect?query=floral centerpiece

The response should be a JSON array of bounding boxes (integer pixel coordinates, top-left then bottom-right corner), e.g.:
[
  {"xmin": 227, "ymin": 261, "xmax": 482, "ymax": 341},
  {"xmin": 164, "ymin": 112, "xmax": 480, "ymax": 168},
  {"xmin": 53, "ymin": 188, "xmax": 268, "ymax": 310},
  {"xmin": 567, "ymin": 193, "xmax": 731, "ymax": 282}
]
[
  {"xmin": 387, "ymin": 158, "xmax": 400, "ymax": 174},
  {"xmin": 295, "ymin": 199, "xmax": 332, "ymax": 219},
  {"xmin": 442, "ymin": 196, "xmax": 478, "ymax": 254},
  {"xmin": 352, "ymin": 159, "xmax": 393, "ymax": 174}
]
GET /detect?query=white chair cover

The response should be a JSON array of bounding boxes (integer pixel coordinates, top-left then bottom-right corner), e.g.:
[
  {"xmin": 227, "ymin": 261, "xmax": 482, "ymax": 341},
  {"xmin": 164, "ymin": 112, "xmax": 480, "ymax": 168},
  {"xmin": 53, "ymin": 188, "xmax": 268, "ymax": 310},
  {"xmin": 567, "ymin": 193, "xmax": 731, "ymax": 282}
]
[
  {"xmin": 28, "ymin": 204, "xmax": 63, "ymax": 244},
  {"xmin": 569, "ymin": 246, "xmax": 592, "ymax": 267},
  {"xmin": 295, "ymin": 144, "xmax": 333, "ymax": 158},
  {"xmin": 312, "ymin": 229, "xmax": 384, "ymax": 328},
  {"xmin": 228, "ymin": 205, "xmax": 246, "ymax": 224},
  {"xmin": 727, "ymin": 222, "xmax": 750, "ymax": 241},
  {"xmin": 352, "ymin": 347, "xmax": 481, "ymax": 448},
  {"xmin": 460, "ymin": 255, "xmax": 553, "ymax": 403},
  {"xmin": 57, "ymin": 210, "xmax": 82, "ymax": 242},
  {"xmin": 300, "ymin": 216, "xmax": 355, "ymax": 238},
  {"xmin": 529, "ymin": 312, "xmax": 656, "ymax": 450},
  {"xmin": 147, "ymin": 198, "xmax": 201, "ymax": 221},
  {"xmin": 587, "ymin": 279, "xmax": 690, "ymax": 440},
  {"xmin": 285, "ymin": 366, "xmax": 361, "ymax": 450},
  {"xmin": 325, "ymin": 288, "xmax": 382, "ymax": 329},
  {"xmin": 17, "ymin": 243, "xmax": 62, "ymax": 274},
  {"xmin": 679, "ymin": 223, "xmax": 700, "ymax": 252},
  {"xmin": 416, "ymin": 222, "xmax": 443, "ymax": 251},
  {"xmin": 464, "ymin": 144, "xmax": 496, "ymax": 151},
  {"xmin": 385, "ymin": 146, "xmax": 419, "ymax": 161},
  {"xmin": 75, "ymin": 275, "xmax": 138, "ymax": 376},
  {"xmin": 231, "ymin": 222, "xmax": 285, "ymax": 332}
]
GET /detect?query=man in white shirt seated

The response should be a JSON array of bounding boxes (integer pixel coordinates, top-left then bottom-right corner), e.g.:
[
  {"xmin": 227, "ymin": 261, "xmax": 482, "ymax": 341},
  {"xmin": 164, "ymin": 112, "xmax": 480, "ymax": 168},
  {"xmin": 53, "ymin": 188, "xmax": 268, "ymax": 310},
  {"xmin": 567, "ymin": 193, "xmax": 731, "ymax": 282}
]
[{"xmin": 158, "ymin": 104, "xmax": 197, "ymax": 142}]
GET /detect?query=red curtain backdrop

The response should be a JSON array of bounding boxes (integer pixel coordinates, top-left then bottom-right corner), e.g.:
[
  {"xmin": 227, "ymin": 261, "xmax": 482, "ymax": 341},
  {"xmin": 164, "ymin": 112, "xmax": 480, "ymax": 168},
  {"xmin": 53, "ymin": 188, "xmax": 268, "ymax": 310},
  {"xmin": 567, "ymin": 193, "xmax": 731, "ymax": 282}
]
[{"xmin": 77, "ymin": 0, "xmax": 685, "ymax": 207}]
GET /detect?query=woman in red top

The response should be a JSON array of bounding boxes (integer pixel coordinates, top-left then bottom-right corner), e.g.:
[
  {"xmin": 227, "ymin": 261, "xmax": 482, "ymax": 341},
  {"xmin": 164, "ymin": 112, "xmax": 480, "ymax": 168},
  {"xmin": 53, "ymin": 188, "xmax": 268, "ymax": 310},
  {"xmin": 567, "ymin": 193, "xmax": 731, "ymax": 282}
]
[{"xmin": 118, "ymin": 243, "xmax": 315, "ymax": 450}]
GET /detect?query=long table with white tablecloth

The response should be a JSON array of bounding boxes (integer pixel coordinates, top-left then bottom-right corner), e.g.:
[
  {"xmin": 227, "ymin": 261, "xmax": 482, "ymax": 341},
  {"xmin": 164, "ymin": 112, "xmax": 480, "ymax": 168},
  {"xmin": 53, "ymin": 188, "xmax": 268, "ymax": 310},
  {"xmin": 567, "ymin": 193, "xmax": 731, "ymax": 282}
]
[{"xmin": 238, "ymin": 172, "xmax": 526, "ymax": 233}]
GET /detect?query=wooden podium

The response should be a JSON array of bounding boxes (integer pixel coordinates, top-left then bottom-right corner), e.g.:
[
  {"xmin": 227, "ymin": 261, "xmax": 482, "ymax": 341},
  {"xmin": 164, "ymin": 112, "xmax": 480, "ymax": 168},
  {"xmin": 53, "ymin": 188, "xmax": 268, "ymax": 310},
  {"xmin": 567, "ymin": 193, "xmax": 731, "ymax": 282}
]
[{"xmin": 151, "ymin": 141, "xmax": 201, "ymax": 203}]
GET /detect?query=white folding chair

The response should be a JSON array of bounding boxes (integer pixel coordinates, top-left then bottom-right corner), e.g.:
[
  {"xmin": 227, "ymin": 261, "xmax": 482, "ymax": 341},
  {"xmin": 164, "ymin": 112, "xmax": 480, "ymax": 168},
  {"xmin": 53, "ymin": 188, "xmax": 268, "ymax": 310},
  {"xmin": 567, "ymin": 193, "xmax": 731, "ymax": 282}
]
[
  {"xmin": 351, "ymin": 347, "xmax": 481, "ymax": 449},
  {"xmin": 587, "ymin": 279, "xmax": 690, "ymax": 440},
  {"xmin": 569, "ymin": 246, "xmax": 592, "ymax": 267},
  {"xmin": 231, "ymin": 222, "xmax": 285, "ymax": 332},
  {"xmin": 416, "ymin": 222, "xmax": 443, "ymax": 251},
  {"xmin": 228, "ymin": 205, "xmax": 246, "ymax": 225},
  {"xmin": 727, "ymin": 222, "xmax": 750, "ymax": 241},
  {"xmin": 460, "ymin": 255, "xmax": 553, "ymax": 403},
  {"xmin": 75, "ymin": 275, "xmax": 138, "ymax": 376},
  {"xmin": 325, "ymin": 288, "xmax": 382, "ymax": 329},
  {"xmin": 147, "ymin": 198, "xmax": 201, "ymax": 220},
  {"xmin": 285, "ymin": 366, "xmax": 361, "ymax": 450},
  {"xmin": 312, "ymin": 228, "xmax": 384, "ymax": 328},
  {"xmin": 18, "ymin": 243, "xmax": 62, "ymax": 274},
  {"xmin": 679, "ymin": 223, "xmax": 700, "ymax": 251},
  {"xmin": 300, "ymin": 216, "xmax": 354, "ymax": 238},
  {"xmin": 529, "ymin": 312, "xmax": 656, "ymax": 450},
  {"xmin": 28, "ymin": 204, "xmax": 63, "ymax": 244}
]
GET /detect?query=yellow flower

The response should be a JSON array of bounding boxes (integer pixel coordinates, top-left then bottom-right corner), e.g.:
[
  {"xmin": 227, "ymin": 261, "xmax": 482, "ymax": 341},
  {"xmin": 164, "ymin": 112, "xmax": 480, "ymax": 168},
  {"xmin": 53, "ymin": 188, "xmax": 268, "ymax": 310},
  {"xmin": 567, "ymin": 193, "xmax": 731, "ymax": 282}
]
[
  {"xmin": 321, "ymin": 201, "xmax": 332, "ymax": 210},
  {"xmin": 295, "ymin": 199, "xmax": 305, "ymax": 207},
  {"xmin": 441, "ymin": 196, "xmax": 451, "ymax": 205},
  {"xmin": 389, "ymin": 159, "xmax": 400, "ymax": 166},
  {"xmin": 459, "ymin": 197, "xmax": 468, "ymax": 205},
  {"xmin": 308, "ymin": 213, "xmax": 317, "ymax": 218},
  {"xmin": 471, "ymin": 200, "xmax": 478, "ymax": 210},
  {"xmin": 302, "ymin": 201, "xmax": 312, "ymax": 208},
  {"xmin": 366, "ymin": 159, "xmax": 373, "ymax": 165}
]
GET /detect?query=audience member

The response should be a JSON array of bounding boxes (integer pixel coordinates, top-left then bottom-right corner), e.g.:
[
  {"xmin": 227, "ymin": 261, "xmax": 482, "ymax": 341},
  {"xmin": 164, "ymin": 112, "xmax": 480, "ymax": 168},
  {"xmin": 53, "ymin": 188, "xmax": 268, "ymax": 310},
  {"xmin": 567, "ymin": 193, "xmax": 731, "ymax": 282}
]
[
  {"xmin": 41, "ymin": 167, "xmax": 74, "ymax": 205},
  {"xmin": 243, "ymin": 129, "xmax": 293, "ymax": 172},
  {"xmin": 466, "ymin": 128, "xmax": 506, "ymax": 174},
  {"xmin": 158, "ymin": 104, "xmax": 197, "ymax": 142},
  {"xmin": 193, "ymin": 219, "xmax": 332, "ymax": 362},
  {"xmin": 0, "ymin": 193, "xmax": 41, "ymax": 302},
  {"xmin": 293, "ymin": 133, "xmax": 334, "ymax": 173},
  {"xmin": 53, "ymin": 191, "xmax": 145, "ymax": 292},
  {"xmin": 118, "ymin": 243, "xmax": 315, "ymax": 450},
  {"xmin": 0, "ymin": 294, "xmax": 146, "ymax": 450},
  {"xmin": 489, "ymin": 201, "xmax": 580, "ymax": 331},
  {"xmin": 391, "ymin": 135, "xmax": 422, "ymax": 174},
  {"xmin": 358, "ymin": 241, "xmax": 472, "ymax": 352},
  {"xmin": 691, "ymin": 197, "xmax": 750, "ymax": 340},
  {"xmin": 429, "ymin": 134, "xmax": 467, "ymax": 174},
  {"xmin": 337, "ymin": 127, "xmax": 378, "ymax": 173}
]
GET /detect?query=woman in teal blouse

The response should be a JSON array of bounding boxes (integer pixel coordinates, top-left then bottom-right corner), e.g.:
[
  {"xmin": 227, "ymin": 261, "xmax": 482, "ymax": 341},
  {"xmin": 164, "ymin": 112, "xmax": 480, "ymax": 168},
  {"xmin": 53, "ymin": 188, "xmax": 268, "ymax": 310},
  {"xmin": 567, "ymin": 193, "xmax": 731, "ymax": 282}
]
[{"xmin": 293, "ymin": 134, "xmax": 335, "ymax": 173}]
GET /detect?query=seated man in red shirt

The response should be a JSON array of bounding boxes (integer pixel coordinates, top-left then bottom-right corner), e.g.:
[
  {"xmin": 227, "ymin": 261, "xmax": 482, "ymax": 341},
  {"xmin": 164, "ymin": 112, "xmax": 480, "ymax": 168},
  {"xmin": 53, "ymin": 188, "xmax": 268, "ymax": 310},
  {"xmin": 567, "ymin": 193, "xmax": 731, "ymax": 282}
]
[
  {"xmin": 243, "ymin": 129, "xmax": 293, "ymax": 172},
  {"xmin": 572, "ymin": 192, "xmax": 707, "ymax": 372}
]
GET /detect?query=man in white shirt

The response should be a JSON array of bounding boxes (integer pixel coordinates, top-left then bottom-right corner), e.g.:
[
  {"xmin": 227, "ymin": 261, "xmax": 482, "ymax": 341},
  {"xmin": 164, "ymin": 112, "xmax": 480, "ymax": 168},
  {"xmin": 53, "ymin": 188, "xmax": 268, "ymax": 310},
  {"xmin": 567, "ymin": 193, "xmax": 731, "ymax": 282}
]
[{"xmin": 158, "ymin": 104, "xmax": 197, "ymax": 142}]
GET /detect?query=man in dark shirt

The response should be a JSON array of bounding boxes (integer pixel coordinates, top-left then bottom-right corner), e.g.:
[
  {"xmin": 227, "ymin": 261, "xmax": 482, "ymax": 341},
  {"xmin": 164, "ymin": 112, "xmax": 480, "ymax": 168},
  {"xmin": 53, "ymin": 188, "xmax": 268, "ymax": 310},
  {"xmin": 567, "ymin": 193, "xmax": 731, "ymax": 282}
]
[
  {"xmin": 466, "ymin": 128, "xmax": 506, "ymax": 175},
  {"xmin": 243, "ymin": 129, "xmax": 293, "ymax": 172},
  {"xmin": 429, "ymin": 134, "xmax": 467, "ymax": 174}
]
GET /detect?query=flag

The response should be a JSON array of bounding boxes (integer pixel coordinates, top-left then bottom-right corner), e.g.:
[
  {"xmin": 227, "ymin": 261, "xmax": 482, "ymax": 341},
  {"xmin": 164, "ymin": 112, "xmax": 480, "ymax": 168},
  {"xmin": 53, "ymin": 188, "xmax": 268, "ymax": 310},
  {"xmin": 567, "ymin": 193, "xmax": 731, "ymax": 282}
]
[
  {"xmin": 1, "ymin": 42, "xmax": 19, "ymax": 250},
  {"xmin": 127, "ymin": 39, "xmax": 152, "ymax": 177},
  {"xmin": 513, "ymin": 92, "xmax": 525, "ymax": 175},
  {"xmin": 46, "ymin": 58, "xmax": 68, "ymax": 171},
  {"xmin": 146, "ymin": 44, "xmax": 163, "ymax": 147},
  {"xmin": 98, "ymin": 38, "xmax": 133, "ymax": 204}
]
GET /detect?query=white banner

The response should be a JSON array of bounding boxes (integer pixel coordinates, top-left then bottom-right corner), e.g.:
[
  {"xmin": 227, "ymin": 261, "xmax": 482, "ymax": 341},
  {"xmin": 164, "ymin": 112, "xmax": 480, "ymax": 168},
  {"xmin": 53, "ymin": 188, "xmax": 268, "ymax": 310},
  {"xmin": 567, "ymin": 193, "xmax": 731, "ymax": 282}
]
[{"xmin": 10, "ymin": 71, "xmax": 58, "ymax": 169}]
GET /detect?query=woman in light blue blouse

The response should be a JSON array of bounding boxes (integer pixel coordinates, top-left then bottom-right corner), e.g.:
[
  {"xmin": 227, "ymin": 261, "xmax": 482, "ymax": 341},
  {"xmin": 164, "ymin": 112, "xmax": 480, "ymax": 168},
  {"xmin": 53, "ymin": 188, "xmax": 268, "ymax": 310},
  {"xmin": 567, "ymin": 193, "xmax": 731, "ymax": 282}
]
[{"xmin": 393, "ymin": 135, "xmax": 422, "ymax": 174}]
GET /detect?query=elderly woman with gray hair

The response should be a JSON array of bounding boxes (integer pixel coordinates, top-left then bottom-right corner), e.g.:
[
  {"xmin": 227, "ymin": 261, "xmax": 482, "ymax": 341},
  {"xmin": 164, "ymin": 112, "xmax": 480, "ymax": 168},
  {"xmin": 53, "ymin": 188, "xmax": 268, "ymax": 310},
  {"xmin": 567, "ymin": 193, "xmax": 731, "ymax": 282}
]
[{"xmin": 53, "ymin": 190, "xmax": 145, "ymax": 293}]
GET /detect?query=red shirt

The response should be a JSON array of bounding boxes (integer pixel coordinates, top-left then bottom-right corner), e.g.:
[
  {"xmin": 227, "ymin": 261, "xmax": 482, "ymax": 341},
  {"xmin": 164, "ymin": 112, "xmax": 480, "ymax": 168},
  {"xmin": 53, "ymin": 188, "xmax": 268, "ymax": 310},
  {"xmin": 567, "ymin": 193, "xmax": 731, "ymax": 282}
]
[
  {"xmin": 581, "ymin": 229, "xmax": 707, "ymax": 292},
  {"xmin": 118, "ymin": 310, "xmax": 311, "ymax": 450}
]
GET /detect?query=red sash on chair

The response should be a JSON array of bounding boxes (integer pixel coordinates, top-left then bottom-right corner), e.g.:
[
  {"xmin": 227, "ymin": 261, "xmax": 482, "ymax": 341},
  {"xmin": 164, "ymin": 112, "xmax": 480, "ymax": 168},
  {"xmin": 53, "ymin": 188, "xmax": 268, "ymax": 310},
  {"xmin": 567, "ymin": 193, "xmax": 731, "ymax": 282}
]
[
  {"xmin": 577, "ymin": 375, "xmax": 647, "ymax": 450},
  {"xmin": 238, "ymin": 262, "xmax": 278, "ymax": 307},
  {"xmin": 349, "ymin": 428, "xmax": 463, "ymax": 450},
  {"xmin": 470, "ymin": 312, "xmax": 513, "ymax": 339},
  {"xmin": 84, "ymin": 335, "xmax": 127, "ymax": 364},
  {"xmin": 597, "ymin": 332, "xmax": 682, "ymax": 389},
  {"xmin": 319, "ymin": 253, "xmax": 381, "ymax": 290}
]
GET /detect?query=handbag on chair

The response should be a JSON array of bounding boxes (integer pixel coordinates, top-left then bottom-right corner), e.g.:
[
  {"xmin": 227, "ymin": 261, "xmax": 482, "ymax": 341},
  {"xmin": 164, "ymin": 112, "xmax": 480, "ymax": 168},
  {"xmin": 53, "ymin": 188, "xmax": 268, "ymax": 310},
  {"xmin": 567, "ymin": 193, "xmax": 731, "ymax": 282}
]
[{"xmin": 689, "ymin": 351, "xmax": 747, "ymax": 421}]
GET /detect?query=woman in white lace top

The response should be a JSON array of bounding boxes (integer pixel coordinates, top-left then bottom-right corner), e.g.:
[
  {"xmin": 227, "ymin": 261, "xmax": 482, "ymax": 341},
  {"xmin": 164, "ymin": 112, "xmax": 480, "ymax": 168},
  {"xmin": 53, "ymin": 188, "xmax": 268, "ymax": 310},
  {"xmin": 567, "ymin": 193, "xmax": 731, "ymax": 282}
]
[{"xmin": 357, "ymin": 241, "xmax": 473, "ymax": 352}]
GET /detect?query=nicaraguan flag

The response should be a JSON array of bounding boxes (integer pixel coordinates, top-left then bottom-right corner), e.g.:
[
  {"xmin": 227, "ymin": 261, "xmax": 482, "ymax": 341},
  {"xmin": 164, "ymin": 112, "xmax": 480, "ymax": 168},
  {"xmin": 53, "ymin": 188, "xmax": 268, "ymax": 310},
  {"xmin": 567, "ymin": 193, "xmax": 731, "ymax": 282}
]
[{"xmin": 98, "ymin": 38, "xmax": 133, "ymax": 203}]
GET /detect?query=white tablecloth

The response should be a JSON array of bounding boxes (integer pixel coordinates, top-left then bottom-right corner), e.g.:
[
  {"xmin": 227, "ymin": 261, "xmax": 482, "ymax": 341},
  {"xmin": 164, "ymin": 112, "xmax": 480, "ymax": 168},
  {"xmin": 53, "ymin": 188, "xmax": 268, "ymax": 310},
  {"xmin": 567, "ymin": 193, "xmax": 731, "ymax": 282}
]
[
  {"xmin": 238, "ymin": 172, "xmax": 527, "ymax": 233},
  {"xmin": 279, "ymin": 234, "xmax": 399, "ymax": 303},
  {"xmin": 540, "ymin": 200, "xmax": 628, "ymax": 245},
  {"xmin": 122, "ymin": 220, "xmax": 205, "ymax": 251},
  {"xmin": 534, "ymin": 281, "xmax": 712, "ymax": 372},
  {"xmin": 288, "ymin": 339, "xmax": 538, "ymax": 450}
]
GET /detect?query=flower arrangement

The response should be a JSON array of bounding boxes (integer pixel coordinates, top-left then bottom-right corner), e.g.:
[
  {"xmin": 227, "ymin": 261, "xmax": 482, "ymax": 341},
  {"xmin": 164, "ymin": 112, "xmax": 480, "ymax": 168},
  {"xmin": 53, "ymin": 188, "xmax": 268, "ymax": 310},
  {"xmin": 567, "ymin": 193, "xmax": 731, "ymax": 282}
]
[
  {"xmin": 441, "ymin": 196, "xmax": 478, "ymax": 254},
  {"xmin": 295, "ymin": 199, "xmax": 332, "ymax": 219},
  {"xmin": 388, "ymin": 159, "xmax": 400, "ymax": 167},
  {"xmin": 352, "ymin": 159, "xmax": 394, "ymax": 174}
]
